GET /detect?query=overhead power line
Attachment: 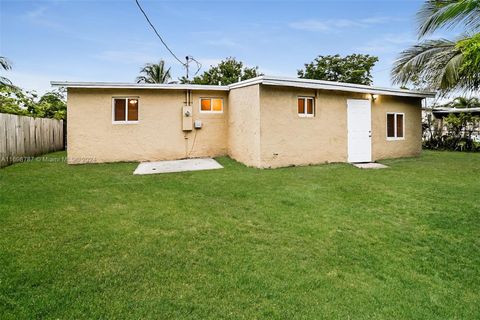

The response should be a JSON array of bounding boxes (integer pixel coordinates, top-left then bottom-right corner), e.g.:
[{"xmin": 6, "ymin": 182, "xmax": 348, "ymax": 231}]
[
  {"xmin": 187, "ymin": 56, "xmax": 202, "ymax": 76},
  {"xmin": 134, "ymin": 0, "xmax": 186, "ymax": 67}
]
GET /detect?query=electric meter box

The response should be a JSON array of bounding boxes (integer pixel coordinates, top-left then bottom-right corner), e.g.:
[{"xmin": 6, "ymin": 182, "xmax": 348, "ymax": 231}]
[{"xmin": 182, "ymin": 106, "xmax": 193, "ymax": 131}]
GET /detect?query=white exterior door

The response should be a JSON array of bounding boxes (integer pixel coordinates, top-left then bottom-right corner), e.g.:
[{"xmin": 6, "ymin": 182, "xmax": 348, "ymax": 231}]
[{"xmin": 347, "ymin": 99, "xmax": 372, "ymax": 163}]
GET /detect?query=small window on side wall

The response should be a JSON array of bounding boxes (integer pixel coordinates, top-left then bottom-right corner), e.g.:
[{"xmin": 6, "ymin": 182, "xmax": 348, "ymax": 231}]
[
  {"xmin": 200, "ymin": 98, "xmax": 223, "ymax": 113},
  {"xmin": 298, "ymin": 97, "xmax": 314, "ymax": 117},
  {"xmin": 387, "ymin": 113, "xmax": 404, "ymax": 139},
  {"xmin": 113, "ymin": 98, "xmax": 138, "ymax": 123}
]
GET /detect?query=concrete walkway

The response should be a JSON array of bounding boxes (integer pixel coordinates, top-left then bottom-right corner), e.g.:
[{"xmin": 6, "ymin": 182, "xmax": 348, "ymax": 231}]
[
  {"xmin": 352, "ymin": 162, "xmax": 389, "ymax": 169},
  {"xmin": 134, "ymin": 158, "xmax": 223, "ymax": 175}
]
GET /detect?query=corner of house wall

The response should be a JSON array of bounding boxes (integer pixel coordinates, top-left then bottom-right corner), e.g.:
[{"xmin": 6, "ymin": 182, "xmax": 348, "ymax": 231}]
[
  {"xmin": 226, "ymin": 84, "xmax": 262, "ymax": 168},
  {"xmin": 256, "ymin": 84, "xmax": 262, "ymax": 168}
]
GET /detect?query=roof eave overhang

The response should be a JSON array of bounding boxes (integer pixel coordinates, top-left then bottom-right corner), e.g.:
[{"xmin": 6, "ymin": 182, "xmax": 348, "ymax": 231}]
[
  {"xmin": 51, "ymin": 76, "xmax": 436, "ymax": 98},
  {"xmin": 261, "ymin": 80, "xmax": 435, "ymax": 98},
  {"xmin": 50, "ymin": 81, "xmax": 230, "ymax": 91},
  {"xmin": 228, "ymin": 76, "xmax": 435, "ymax": 98}
]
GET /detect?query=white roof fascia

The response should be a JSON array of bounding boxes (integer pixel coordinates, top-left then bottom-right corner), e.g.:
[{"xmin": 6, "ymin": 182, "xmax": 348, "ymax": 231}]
[
  {"xmin": 227, "ymin": 76, "xmax": 264, "ymax": 89},
  {"xmin": 50, "ymin": 81, "xmax": 230, "ymax": 91},
  {"xmin": 51, "ymin": 76, "xmax": 436, "ymax": 98},
  {"xmin": 264, "ymin": 75, "xmax": 436, "ymax": 98},
  {"xmin": 229, "ymin": 75, "xmax": 435, "ymax": 98}
]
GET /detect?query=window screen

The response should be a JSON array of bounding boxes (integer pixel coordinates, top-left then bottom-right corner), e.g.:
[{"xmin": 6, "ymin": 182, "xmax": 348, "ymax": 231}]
[
  {"xmin": 212, "ymin": 99, "xmax": 223, "ymax": 111},
  {"xmin": 387, "ymin": 114, "xmax": 395, "ymax": 138},
  {"xmin": 200, "ymin": 98, "xmax": 223, "ymax": 113},
  {"xmin": 396, "ymin": 114, "xmax": 404, "ymax": 138},
  {"xmin": 298, "ymin": 97, "xmax": 314, "ymax": 117},
  {"xmin": 114, "ymin": 99, "xmax": 126, "ymax": 122},
  {"xmin": 201, "ymin": 99, "xmax": 211, "ymax": 111},
  {"xmin": 113, "ymin": 98, "xmax": 138, "ymax": 123},
  {"xmin": 298, "ymin": 98, "xmax": 305, "ymax": 114},
  {"xmin": 127, "ymin": 99, "xmax": 138, "ymax": 121},
  {"xmin": 387, "ymin": 113, "xmax": 404, "ymax": 139},
  {"xmin": 306, "ymin": 99, "xmax": 313, "ymax": 114}
]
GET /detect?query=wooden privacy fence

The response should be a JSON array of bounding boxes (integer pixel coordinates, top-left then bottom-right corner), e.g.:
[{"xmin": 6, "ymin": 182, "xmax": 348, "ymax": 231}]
[{"xmin": 0, "ymin": 113, "xmax": 64, "ymax": 168}]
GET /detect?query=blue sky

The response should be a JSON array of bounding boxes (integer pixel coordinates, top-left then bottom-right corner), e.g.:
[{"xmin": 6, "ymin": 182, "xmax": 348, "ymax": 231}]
[{"xmin": 1, "ymin": 0, "xmax": 432, "ymax": 93}]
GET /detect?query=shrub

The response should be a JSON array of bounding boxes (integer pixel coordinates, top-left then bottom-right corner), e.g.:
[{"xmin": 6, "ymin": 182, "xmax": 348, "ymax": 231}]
[{"xmin": 423, "ymin": 112, "xmax": 480, "ymax": 152}]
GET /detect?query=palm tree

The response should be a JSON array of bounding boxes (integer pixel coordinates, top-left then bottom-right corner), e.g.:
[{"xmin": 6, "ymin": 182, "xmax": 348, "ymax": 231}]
[
  {"xmin": 443, "ymin": 96, "xmax": 480, "ymax": 108},
  {"xmin": 136, "ymin": 60, "xmax": 171, "ymax": 84},
  {"xmin": 0, "ymin": 56, "xmax": 12, "ymax": 86},
  {"xmin": 392, "ymin": 0, "xmax": 480, "ymax": 93}
]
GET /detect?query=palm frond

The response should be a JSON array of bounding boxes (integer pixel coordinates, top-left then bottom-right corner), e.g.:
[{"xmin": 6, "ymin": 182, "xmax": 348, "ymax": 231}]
[
  {"xmin": 441, "ymin": 96, "xmax": 480, "ymax": 107},
  {"xmin": 417, "ymin": 0, "xmax": 480, "ymax": 38},
  {"xmin": 136, "ymin": 60, "xmax": 171, "ymax": 84},
  {"xmin": 392, "ymin": 34, "xmax": 480, "ymax": 93},
  {"xmin": 391, "ymin": 38, "xmax": 465, "ymax": 92},
  {"xmin": 0, "ymin": 56, "xmax": 12, "ymax": 71},
  {"xmin": 439, "ymin": 50, "xmax": 463, "ymax": 88},
  {"xmin": 135, "ymin": 76, "xmax": 149, "ymax": 84},
  {"xmin": 392, "ymin": 38, "xmax": 457, "ymax": 84}
]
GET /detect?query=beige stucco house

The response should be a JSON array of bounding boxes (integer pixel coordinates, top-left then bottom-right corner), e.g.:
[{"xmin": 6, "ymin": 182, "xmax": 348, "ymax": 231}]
[{"xmin": 52, "ymin": 76, "xmax": 435, "ymax": 168}]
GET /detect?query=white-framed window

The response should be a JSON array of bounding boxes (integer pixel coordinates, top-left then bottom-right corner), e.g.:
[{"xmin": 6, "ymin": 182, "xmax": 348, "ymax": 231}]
[
  {"xmin": 112, "ymin": 97, "xmax": 139, "ymax": 124},
  {"xmin": 200, "ymin": 98, "xmax": 223, "ymax": 113},
  {"xmin": 297, "ymin": 97, "xmax": 315, "ymax": 117},
  {"xmin": 386, "ymin": 112, "xmax": 405, "ymax": 140}
]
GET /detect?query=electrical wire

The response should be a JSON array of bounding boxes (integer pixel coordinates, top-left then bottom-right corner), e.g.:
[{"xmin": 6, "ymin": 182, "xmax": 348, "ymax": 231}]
[
  {"xmin": 187, "ymin": 56, "xmax": 202, "ymax": 76},
  {"xmin": 134, "ymin": 0, "xmax": 186, "ymax": 67}
]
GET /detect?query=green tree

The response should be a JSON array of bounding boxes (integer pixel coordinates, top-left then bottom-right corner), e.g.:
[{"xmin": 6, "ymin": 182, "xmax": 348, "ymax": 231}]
[
  {"xmin": 136, "ymin": 60, "xmax": 171, "ymax": 84},
  {"xmin": 31, "ymin": 89, "xmax": 67, "ymax": 120},
  {"xmin": 443, "ymin": 112, "xmax": 480, "ymax": 150},
  {"xmin": 0, "ymin": 85, "xmax": 34, "ymax": 116},
  {"xmin": 0, "ymin": 56, "xmax": 12, "ymax": 86},
  {"xmin": 185, "ymin": 57, "xmax": 261, "ymax": 85},
  {"xmin": 392, "ymin": 0, "xmax": 480, "ymax": 93},
  {"xmin": 0, "ymin": 86, "xmax": 67, "ymax": 120},
  {"xmin": 297, "ymin": 54, "xmax": 379, "ymax": 85}
]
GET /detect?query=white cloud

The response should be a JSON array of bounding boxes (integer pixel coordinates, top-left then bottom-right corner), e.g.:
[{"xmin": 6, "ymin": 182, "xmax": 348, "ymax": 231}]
[
  {"xmin": 289, "ymin": 16, "xmax": 402, "ymax": 32},
  {"xmin": 25, "ymin": 7, "xmax": 47, "ymax": 19},
  {"xmin": 92, "ymin": 51, "xmax": 160, "ymax": 65},
  {"xmin": 360, "ymin": 17, "xmax": 397, "ymax": 24},
  {"xmin": 356, "ymin": 33, "xmax": 416, "ymax": 53},
  {"xmin": 23, "ymin": 5, "xmax": 62, "ymax": 29},
  {"xmin": 205, "ymin": 38, "xmax": 240, "ymax": 48}
]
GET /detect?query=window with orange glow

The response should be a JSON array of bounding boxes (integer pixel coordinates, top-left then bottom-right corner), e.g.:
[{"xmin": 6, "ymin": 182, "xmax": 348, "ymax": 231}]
[
  {"xmin": 212, "ymin": 99, "xmax": 223, "ymax": 111},
  {"xmin": 200, "ymin": 98, "xmax": 223, "ymax": 113},
  {"xmin": 201, "ymin": 99, "xmax": 211, "ymax": 111},
  {"xmin": 297, "ymin": 97, "xmax": 314, "ymax": 117},
  {"xmin": 113, "ymin": 98, "xmax": 139, "ymax": 123}
]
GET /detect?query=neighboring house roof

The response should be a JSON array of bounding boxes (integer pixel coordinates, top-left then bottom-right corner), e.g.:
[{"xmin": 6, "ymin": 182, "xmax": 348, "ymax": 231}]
[
  {"xmin": 51, "ymin": 75, "xmax": 435, "ymax": 98},
  {"xmin": 430, "ymin": 107, "xmax": 480, "ymax": 114}
]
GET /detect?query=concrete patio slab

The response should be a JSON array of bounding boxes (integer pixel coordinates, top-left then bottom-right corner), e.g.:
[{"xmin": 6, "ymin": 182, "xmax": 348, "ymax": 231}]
[
  {"xmin": 352, "ymin": 162, "xmax": 389, "ymax": 169},
  {"xmin": 134, "ymin": 158, "xmax": 223, "ymax": 175}
]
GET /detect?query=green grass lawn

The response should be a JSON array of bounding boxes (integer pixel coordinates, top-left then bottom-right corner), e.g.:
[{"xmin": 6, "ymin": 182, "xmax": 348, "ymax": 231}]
[{"xmin": 0, "ymin": 151, "xmax": 479, "ymax": 319}]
